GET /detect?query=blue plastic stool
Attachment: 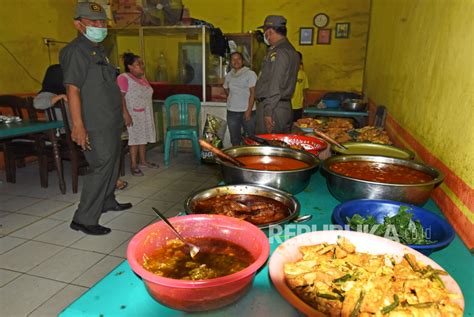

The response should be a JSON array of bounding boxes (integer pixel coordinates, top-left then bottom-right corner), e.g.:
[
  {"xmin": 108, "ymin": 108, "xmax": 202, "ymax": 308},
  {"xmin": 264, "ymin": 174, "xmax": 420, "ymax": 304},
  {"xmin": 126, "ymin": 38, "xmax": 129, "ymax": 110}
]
[{"xmin": 163, "ymin": 94, "xmax": 201, "ymax": 165}]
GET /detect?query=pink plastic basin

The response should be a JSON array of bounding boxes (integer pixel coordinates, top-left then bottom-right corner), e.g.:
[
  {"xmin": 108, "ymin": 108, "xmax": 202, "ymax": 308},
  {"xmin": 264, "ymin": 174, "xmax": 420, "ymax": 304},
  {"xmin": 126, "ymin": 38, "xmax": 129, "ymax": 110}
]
[{"xmin": 127, "ymin": 214, "xmax": 270, "ymax": 312}]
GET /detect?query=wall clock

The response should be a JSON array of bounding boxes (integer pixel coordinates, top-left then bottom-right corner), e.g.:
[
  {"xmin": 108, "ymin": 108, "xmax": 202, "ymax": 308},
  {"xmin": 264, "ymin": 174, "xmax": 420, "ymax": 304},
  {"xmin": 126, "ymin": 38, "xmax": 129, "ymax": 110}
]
[{"xmin": 313, "ymin": 13, "xmax": 329, "ymax": 28}]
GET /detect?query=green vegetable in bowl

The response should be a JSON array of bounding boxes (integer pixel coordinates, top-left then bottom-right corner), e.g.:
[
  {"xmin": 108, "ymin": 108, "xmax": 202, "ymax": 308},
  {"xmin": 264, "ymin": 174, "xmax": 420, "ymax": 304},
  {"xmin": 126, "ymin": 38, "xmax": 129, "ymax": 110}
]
[{"xmin": 346, "ymin": 206, "xmax": 435, "ymax": 245}]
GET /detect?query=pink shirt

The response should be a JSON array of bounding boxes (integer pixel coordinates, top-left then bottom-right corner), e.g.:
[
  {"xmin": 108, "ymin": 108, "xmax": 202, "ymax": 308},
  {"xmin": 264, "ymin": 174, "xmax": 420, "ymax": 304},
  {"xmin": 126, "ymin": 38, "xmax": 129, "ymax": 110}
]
[{"xmin": 117, "ymin": 73, "xmax": 150, "ymax": 93}]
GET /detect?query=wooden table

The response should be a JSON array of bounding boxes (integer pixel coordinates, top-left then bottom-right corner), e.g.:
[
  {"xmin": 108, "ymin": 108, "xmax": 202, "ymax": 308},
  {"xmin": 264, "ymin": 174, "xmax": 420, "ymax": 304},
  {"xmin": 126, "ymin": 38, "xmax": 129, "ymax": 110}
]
[{"xmin": 0, "ymin": 120, "xmax": 66, "ymax": 194}]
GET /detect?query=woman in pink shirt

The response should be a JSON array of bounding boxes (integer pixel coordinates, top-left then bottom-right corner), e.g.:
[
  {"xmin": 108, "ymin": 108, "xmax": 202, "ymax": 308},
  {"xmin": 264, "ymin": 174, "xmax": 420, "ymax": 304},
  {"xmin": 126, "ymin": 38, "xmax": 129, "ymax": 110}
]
[{"xmin": 117, "ymin": 53, "xmax": 157, "ymax": 176}]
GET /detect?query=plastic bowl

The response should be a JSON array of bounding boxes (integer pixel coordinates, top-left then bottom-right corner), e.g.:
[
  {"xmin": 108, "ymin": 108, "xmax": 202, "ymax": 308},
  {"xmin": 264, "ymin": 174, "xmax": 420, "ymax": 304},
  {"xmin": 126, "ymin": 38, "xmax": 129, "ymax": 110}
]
[
  {"xmin": 127, "ymin": 214, "xmax": 270, "ymax": 312},
  {"xmin": 331, "ymin": 199, "xmax": 455, "ymax": 255},
  {"xmin": 322, "ymin": 99, "xmax": 341, "ymax": 108}
]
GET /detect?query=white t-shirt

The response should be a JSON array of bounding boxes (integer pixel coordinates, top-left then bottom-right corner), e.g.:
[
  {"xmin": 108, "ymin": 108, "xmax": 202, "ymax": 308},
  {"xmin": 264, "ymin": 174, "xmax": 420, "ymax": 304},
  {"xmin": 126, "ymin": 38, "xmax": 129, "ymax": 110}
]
[{"xmin": 223, "ymin": 66, "xmax": 257, "ymax": 112}]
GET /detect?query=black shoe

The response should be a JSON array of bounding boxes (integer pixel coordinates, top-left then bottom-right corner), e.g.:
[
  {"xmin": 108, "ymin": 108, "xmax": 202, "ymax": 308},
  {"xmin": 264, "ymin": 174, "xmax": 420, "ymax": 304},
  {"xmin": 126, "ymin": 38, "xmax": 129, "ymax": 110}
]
[
  {"xmin": 70, "ymin": 221, "xmax": 111, "ymax": 235},
  {"xmin": 103, "ymin": 202, "xmax": 133, "ymax": 213}
]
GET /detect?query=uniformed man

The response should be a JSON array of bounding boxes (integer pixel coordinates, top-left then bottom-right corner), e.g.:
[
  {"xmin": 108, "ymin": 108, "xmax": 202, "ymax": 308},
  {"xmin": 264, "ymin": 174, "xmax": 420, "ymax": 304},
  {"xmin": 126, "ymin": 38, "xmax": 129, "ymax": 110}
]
[
  {"xmin": 255, "ymin": 15, "xmax": 300, "ymax": 134},
  {"xmin": 60, "ymin": 2, "xmax": 132, "ymax": 235}
]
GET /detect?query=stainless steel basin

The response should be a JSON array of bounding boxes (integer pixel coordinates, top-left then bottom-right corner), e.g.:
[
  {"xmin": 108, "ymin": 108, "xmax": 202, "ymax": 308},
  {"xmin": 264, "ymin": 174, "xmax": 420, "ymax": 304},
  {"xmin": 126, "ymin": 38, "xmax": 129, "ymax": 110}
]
[
  {"xmin": 184, "ymin": 184, "xmax": 300, "ymax": 229},
  {"xmin": 217, "ymin": 146, "xmax": 320, "ymax": 194},
  {"xmin": 321, "ymin": 155, "xmax": 444, "ymax": 205}
]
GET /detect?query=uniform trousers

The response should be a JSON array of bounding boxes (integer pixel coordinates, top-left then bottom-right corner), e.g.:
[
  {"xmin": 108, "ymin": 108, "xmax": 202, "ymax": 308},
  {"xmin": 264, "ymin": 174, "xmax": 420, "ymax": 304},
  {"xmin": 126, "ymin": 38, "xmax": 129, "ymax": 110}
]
[
  {"xmin": 72, "ymin": 128, "xmax": 122, "ymax": 225},
  {"xmin": 256, "ymin": 100, "xmax": 293, "ymax": 134}
]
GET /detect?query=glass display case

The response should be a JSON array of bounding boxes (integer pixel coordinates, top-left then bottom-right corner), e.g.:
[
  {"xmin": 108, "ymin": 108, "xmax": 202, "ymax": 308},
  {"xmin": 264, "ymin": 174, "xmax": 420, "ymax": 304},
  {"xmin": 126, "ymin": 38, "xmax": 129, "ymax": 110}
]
[{"xmin": 105, "ymin": 25, "xmax": 213, "ymax": 101}]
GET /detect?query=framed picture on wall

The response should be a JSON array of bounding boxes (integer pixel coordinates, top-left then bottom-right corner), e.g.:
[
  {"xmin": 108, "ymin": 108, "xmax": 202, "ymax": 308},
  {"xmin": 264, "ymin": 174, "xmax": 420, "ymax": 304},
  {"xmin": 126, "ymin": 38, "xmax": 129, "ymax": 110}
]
[
  {"xmin": 317, "ymin": 28, "xmax": 331, "ymax": 45},
  {"xmin": 299, "ymin": 27, "xmax": 314, "ymax": 45},
  {"xmin": 335, "ymin": 23, "xmax": 350, "ymax": 39}
]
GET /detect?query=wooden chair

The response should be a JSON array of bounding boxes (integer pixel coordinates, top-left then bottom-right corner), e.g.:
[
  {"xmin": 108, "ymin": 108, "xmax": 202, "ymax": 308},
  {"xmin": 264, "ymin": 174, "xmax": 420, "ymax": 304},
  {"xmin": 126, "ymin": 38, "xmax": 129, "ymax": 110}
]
[
  {"xmin": 43, "ymin": 99, "xmax": 88, "ymax": 193},
  {"xmin": 43, "ymin": 100, "xmax": 129, "ymax": 193},
  {"xmin": 0, "ymin": 95, "xmax": 47, "ymax": 185}
]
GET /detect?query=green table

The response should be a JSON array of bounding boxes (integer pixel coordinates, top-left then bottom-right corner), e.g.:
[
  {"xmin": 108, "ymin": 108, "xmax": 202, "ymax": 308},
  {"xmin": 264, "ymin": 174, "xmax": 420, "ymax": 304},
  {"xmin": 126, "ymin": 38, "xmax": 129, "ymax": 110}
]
[
  {"xmin": 60, "ymin": 172, "xmax": 474, "ymax": 316},
  {"xmin": 0, "ymin": 120, "xmax": 66, "ymax": 193}
]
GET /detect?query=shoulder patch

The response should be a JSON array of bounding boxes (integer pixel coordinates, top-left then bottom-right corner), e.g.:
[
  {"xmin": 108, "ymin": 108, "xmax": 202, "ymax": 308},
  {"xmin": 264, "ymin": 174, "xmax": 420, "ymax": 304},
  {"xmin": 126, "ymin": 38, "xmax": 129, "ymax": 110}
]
[
  {"xmin": 270, "ymin": 52, "xmax": 277, "ymax": 62},
  {"xmin": 90, "ymin": 3, "xmax": 102, "ymax": 12}
]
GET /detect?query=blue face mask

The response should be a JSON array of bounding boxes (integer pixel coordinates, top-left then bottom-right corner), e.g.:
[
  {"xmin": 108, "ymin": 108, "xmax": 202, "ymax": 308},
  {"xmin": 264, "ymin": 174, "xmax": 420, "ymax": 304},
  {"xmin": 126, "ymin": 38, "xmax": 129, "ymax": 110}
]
[
  {"xmin": 263, "ymin": 31, "xmax": 270, "ymax": 46},
  {"xmin": 82, "ymin": 24, "xmax": 107, "ymax": 43}
]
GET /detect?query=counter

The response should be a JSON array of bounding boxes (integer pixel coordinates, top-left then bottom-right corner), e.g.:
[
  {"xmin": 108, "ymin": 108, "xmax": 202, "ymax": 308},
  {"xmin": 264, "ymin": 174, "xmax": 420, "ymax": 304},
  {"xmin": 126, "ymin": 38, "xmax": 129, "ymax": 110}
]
[{"xmin": 60, "ymin": 172, "xmax": 474, "ymax": 317}]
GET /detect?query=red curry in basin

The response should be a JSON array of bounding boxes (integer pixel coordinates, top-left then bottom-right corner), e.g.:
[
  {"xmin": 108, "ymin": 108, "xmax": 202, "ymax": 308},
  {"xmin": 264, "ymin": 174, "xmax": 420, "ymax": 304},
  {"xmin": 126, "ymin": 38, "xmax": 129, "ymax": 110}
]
[
  {"xmin": 329, "ymin": 161, "xmax": 433, "ymax": 184},
  {"xmin": 237, "ymin": 156, "xmax": 310, "ymax": 171}
]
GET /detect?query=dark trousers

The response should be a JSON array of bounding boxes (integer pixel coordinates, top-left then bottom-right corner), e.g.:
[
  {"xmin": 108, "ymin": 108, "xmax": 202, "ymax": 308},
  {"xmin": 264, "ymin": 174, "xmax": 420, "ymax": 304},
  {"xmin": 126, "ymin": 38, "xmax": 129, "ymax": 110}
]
[
  {"xmin": 293, "ymin": 108, "xmax": 303, "ymax": 121},
  {"xmin": 256, "ymin": 101, "xmax": 293, "ymax": 134},
  {"xmin": 227, "ymin": 110, "xmax": 256, "ymax": 146},
  {"xmin": 73, "ymin": 128, "xmax": 122, "ymax": 225}
]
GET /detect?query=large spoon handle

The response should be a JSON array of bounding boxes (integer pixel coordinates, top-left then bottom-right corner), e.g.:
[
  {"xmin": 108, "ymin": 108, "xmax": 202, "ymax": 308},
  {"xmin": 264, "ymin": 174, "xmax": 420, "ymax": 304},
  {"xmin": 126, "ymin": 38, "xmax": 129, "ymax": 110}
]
[
  {"xmin": 152, "ymin": 207, "xmax": 200, "ymax": 259},
  {"xmin": 313, "ymin": 129, "xmax": 348, "ymax": 150},
  {"xmin": 198, "ymin": 139, "xmax": 243, "ymax": 167},
  {"xmin": 152, "ymin": 207, "xmax": 185, "ymax": 240}
]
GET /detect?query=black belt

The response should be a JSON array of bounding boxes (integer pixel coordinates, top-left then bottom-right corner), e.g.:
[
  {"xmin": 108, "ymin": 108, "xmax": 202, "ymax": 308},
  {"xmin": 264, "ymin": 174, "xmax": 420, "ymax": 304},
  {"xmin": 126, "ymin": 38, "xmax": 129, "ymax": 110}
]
[{"xmin": 257, "ymin": 98, "xmax": 291, "ymax": 102}]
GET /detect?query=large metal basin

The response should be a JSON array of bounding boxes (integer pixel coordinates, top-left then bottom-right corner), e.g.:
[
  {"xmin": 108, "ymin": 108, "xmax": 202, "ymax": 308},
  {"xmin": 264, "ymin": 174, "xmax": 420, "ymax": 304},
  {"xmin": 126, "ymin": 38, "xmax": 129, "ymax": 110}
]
[
  {"xmin": 331, "ymin": 142, "xmax": 415, "ymax": 159},
  {"xmin": 184, "ymin": 184, "xmax": 300, "ymax": 229},
  {"xmin": 321, "ymin": 155, "xmax": 444, "ymax": 206},
  {"xmin": 217, "ymin": 146, "xmax": 320, "ymax": 194}
]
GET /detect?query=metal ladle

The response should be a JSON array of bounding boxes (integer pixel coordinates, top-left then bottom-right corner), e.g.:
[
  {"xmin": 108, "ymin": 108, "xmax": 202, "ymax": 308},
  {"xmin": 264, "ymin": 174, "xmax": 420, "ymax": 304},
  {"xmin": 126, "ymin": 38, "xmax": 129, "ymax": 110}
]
[{"xmin": 152, "ymin": 207, "xmax": 200, "ymax": 259}]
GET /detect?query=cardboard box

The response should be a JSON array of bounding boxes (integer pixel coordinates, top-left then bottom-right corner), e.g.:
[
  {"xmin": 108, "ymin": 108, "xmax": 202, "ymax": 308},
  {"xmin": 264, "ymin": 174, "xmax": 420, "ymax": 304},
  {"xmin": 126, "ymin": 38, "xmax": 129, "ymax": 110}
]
[
  {"xmin": 115, "ymin": 4, "xmax": 141, "ymax": 13},
  {"xmin": 114, "ymin": 12, "xmax": 142, "ymax": 27}
]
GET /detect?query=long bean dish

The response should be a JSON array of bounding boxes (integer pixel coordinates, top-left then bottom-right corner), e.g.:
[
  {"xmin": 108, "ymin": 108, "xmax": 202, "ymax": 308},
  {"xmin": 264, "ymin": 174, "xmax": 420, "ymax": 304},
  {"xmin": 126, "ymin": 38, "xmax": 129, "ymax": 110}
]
[{"xmin": 284, "ymin": 237, "xmax": 463, "ymax": 316}]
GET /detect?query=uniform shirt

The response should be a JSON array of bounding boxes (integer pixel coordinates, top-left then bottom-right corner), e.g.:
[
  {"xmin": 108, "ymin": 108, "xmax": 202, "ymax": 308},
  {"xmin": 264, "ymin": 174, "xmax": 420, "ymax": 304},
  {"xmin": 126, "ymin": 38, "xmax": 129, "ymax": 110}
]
[
  {"xmin": 255, "ymin": 38, "xmax": 300, "ymax": 116},
  {"xmin": 60, "ymin": 35, "xmax": 123, "ymax": 131},
  {"xmin": 291, "ymin": 69, "xmax": 309, "ymax": 110},
  {"xmin": 223, "ymin": 66, "xmax": 257, "ymax": 112}
]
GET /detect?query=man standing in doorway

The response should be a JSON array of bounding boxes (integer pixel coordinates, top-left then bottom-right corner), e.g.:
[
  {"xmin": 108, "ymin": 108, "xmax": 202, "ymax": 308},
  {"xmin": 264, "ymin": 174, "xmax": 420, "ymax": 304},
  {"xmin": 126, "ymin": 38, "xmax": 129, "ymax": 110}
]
[
  {"xmin": 60, "ymin": 2, "xmax": 132, "ymax": 235},
  {"xmin": 255, "ymin": 15, "xmax": 300, "ymax": 134}
]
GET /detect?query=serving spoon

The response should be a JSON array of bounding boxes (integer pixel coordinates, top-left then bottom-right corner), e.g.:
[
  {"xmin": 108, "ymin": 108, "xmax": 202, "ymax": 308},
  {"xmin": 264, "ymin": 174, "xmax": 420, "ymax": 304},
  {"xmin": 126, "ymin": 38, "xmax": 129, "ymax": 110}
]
[
  {"xmin": 198, "ymin": 139, "xmax": 244, "ymax": 167},
  {"xmin": 152, "ymin": 207, "xmax": 200, "ymax": 259},
  {"xmin": 313, "ymin": 129, "xmax": 348, "ymax": 150}
]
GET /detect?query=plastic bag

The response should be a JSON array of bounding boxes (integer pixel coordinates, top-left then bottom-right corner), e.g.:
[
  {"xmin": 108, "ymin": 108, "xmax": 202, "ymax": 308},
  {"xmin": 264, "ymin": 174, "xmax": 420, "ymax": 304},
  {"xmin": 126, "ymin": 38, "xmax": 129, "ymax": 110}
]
[{"xmin": 201, "ymin": 114, "xmax": 226, "ymax": 163}]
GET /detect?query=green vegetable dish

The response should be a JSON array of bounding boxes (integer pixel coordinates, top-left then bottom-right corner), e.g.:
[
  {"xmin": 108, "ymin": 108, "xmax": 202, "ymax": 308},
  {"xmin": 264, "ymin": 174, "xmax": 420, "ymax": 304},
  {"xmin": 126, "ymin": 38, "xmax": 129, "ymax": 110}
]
[{"xmin": 346, "ymin": 206, "xmax": 435, "ymax": 245}]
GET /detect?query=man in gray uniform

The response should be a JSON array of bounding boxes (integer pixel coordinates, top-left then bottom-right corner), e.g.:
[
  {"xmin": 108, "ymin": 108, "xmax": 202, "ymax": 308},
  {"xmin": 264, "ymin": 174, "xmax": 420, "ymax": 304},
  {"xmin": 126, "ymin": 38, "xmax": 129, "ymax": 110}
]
[
  {"xmin": 60, "ymin": 2, "xmax": 131, "ymax": 235},
  {"xmin": 255, "ymin": 15, "xmax": 300, "ymax": 134}
]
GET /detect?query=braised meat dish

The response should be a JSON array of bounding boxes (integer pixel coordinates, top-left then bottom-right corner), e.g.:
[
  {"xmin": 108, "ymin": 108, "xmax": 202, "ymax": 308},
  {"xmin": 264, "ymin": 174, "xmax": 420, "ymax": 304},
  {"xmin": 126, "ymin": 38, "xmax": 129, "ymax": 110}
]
[{"xmin": 192, "ymin": 194, "xmax": 290, "ymax": 225}]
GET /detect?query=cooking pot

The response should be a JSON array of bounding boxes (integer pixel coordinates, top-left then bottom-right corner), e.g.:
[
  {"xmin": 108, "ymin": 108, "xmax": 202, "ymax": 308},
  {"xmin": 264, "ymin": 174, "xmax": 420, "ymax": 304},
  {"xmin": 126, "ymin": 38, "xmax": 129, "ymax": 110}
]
[{"xmin": 341, "ymin": 99, "xmax": 367, "ymax": 112}]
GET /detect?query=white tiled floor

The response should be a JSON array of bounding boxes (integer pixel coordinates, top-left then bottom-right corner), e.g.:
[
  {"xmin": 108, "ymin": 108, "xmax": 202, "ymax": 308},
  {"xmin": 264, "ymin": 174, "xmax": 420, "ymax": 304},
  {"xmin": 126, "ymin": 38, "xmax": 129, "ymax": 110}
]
[{"xmin": 0, "ymin": 148, "xmax": 221, "ymax": 316}]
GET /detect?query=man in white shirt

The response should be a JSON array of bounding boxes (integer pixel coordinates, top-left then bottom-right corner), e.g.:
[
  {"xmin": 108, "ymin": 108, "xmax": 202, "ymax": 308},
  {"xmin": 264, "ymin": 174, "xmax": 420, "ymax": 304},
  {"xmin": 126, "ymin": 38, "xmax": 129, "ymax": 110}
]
[{"xmin": 223, "ymin": 52, "xmax": 257, "ymax": 146}]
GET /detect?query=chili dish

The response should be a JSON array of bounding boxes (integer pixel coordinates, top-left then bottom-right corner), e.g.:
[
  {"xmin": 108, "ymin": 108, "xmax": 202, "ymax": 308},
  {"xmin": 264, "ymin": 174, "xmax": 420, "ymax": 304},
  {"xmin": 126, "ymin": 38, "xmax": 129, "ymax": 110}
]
[
  {"xmin": 329, "ymin": 161, "xmax": 433, "ymax": 184},
  {"xmin": 237, "ymin": 155, "xmax": 310, "ymax": 171}
]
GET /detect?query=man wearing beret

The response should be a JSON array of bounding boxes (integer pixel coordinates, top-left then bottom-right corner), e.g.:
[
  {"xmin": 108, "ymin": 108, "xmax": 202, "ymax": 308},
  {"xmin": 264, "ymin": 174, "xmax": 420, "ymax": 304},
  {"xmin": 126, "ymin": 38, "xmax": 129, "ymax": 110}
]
[
  {"xmin": 255, "ymin": 15, "xmax": 300, "ymax": 134},
  {"xmin": 60, "ymin": 2, "xmax": 132, "ymax": 235}
]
